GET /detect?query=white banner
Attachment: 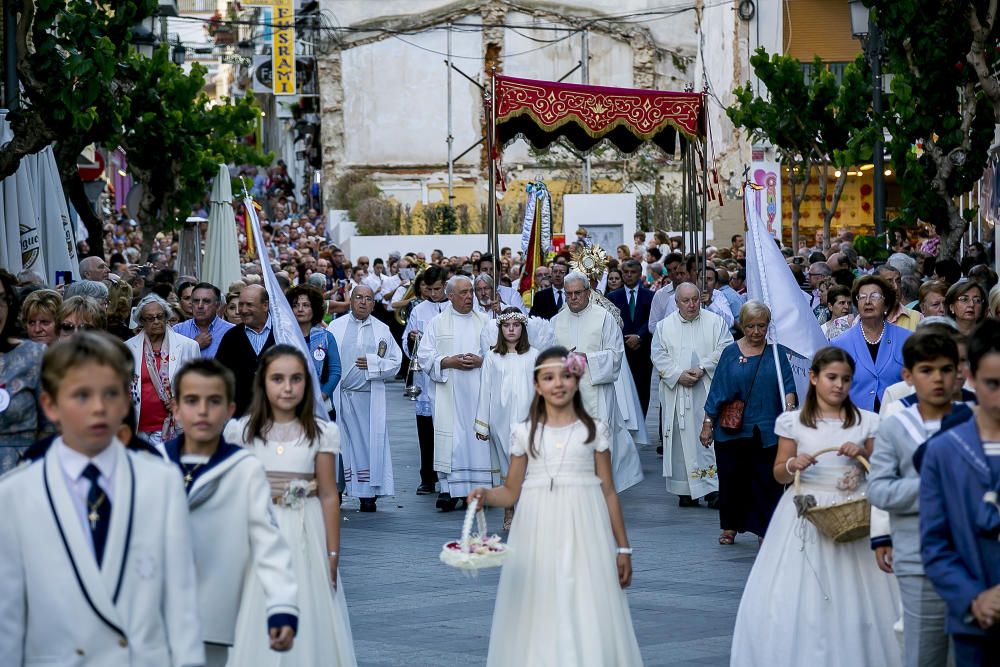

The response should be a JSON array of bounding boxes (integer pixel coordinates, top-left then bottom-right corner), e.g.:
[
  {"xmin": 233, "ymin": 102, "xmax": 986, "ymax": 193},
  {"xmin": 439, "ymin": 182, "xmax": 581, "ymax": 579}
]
[
  {"xmin": 243, "ymin": 193, "xmax": 327, "ymax": 421},
  {"xmin": 745, "ymin": 185, "xmax": 827, "ymax": 401}
]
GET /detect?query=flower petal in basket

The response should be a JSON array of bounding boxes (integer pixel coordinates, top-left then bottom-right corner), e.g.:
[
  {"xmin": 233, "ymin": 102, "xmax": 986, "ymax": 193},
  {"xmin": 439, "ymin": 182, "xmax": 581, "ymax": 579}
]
[{"xmin": 439, "ymin": 497, "xmax": 510, "ymax": 572}]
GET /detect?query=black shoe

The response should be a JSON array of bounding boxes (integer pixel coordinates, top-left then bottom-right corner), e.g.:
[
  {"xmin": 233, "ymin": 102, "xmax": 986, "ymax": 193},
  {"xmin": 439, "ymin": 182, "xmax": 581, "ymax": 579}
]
[
  {"xmin": 656, "ymin": 445, "xmax": 663, "ymax": 455},
  {"xmin": 359, "ymin": 498, "xmax": 377, "ymax": 513},
  {"xmin": 678, "ymin": 495, "xmax": 699, "ymax": 508},
  {"xmin": 704, "ymin": 492, "xmax": 720, "ymax": 510},
  {"xmin": 436, "ymin": 493, "xmax": 460, "ymax": 512},
  {"xmin": 416, "ymin": 483, "xmax": 436, "ymax": 495}
]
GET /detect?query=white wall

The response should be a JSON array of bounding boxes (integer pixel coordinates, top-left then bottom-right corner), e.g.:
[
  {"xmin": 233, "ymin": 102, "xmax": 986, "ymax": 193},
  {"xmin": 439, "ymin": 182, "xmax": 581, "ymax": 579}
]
[
  {"xmin": 563, "ymin": 193, "xmax": 636, "ymax": 249},
  {"xmin": 342, "ymin": 233, "xmax": 524, "ymax": 261}
]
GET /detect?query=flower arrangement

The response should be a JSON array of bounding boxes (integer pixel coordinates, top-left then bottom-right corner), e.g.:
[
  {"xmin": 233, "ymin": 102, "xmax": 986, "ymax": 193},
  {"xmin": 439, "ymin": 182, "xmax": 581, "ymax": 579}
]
[
  {"xmin": 690, "ymin": 465, "xmax": 718, "ymax": 480},
  {"xmin": 440, "ymin": 498, "xmax": 509, "ymax": 572},
  {"xmin": 282, "ymin": 479, "xmax": 313, "ymax": 509}
]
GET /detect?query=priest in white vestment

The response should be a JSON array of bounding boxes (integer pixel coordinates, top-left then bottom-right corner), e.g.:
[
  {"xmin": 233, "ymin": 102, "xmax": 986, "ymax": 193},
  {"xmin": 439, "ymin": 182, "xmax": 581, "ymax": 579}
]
[
  {"xmin": 651, "ymin": 283, "xmax": 733, "ymax": 506},
  {"xmin": 551, "ymin": 272, "xmax": 644, "ymax": 492},
  {"xmin": 415, "ymin": 275, "xmax": 491, "ymax": 511},
  {"xmin": 327, "ymin": 285, "xmax": 402, "ymax": 512}
]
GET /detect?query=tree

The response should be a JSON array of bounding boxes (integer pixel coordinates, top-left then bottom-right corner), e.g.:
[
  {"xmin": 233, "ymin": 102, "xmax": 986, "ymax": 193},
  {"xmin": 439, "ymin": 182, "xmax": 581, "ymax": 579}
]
[
  {"xmin": 118, "ymin": 46, "xmax": 266, "ymax": 257},
  {"xmin": 8, "ymin": 0, "xmax": 158, "ymax": 256},
  {"xmin": 868, "ymin": 0, "xmax": 996, "ymax": 259},
  {"xmin": 727, "ymin": 50, "xmax": 871, "ymax": 250}
]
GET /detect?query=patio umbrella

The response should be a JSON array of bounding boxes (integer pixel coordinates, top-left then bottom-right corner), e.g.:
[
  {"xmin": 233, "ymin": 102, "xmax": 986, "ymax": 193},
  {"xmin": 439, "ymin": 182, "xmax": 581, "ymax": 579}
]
[
  {"xmin": 31, "ymin": 146, "xmax": 79, "ymax": 283},
  {"xmin": 0, "ymin": 111, "xmax": 44, "ymax": 278},
  {"xmin": 201, "ymin": 164, "xmax": 242, "ymax": 291}
]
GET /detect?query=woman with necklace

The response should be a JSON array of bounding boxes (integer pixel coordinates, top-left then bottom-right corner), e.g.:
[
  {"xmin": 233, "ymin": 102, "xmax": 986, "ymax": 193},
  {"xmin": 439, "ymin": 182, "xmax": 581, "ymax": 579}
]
[
  {"xmin": 125, "ymin": 294, "xmax": 200, "ymax": 453},
  {"xmin": 832, "ymin": 275, "xmax": 912, "ymax": 412},
  {"xmin": 467, "ymin": 346, "xmax": 642, "ymax": 666},
  {"xmin": 701, "ymin": 301, "xmax": 797, "ymax": 546}
]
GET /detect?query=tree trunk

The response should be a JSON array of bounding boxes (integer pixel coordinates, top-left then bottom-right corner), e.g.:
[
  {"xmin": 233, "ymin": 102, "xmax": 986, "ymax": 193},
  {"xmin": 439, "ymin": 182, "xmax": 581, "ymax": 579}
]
[
  {"xmin": 818, "ymin": 166, "xmax": 848, "ymax": 251},
  {"xmin": 784, "ymin": 154, "xmax": 812, "ymax": 251}
]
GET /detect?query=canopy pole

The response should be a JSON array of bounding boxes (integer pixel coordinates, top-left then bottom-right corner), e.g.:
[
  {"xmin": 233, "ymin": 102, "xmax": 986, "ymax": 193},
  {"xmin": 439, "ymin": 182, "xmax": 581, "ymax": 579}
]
[
  {"xmin": 581, "ymin": 29, "xmax": 591, "ymax": 194},
  {"xmin": 447, "ymin": 23, "xmax": 454, "ymax": 205},
  {"xmin": 486, "ymin": 68, "xmax": 498, "ymax": 287},
  {"xmin": 701, "ymin": 139, "xmax": 708, "ymax": 281}
]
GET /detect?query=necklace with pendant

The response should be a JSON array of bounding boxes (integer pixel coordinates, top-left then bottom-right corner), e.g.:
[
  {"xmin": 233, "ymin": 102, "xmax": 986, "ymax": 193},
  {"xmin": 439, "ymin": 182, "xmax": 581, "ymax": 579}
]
[
  {"xmin": 542, "ymin": 423, "xmax": 573, "ymax": 491},
  {"xmin": 181, "ymin": 461, "xmax": 207, "ymax": 488}
]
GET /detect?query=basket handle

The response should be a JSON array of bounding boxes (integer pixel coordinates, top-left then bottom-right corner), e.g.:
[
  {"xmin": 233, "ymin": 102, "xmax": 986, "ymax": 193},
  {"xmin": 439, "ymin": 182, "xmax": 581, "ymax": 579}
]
[
  {"xmin": 793, "ymin": 446, "xmax": 870, "ymax": 494},
  {"xmin": 460, "ymin": 497, "xmax": 488, "ymax": 555}
]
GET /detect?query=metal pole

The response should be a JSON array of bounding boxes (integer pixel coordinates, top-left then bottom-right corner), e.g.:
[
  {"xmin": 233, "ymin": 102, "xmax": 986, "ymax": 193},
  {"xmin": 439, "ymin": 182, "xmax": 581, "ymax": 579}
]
[
  {"xmin": 870, "ymin": 20, "xmax": 885, "ymax": 237},
  {"xmin": 581, "ymin": 29, "xmax": 591, "ymax": 194},
  {"xmin": 701, "ymin": 141, "xmax": 708, "ymax": 279},
  {"xmin": 681, "ymin": 145, "xmax": 688, "ymax": 254},
  {"xmin": 446, "ymin": 23, "xmax": 454, "ymax": 204},
  {"xmin": 486, "ymin": 69, "xmax": 497, "ymax": 258},
  {"xmin": 3, "ymin": 0, "xmax": 18, "ymax": 109}
]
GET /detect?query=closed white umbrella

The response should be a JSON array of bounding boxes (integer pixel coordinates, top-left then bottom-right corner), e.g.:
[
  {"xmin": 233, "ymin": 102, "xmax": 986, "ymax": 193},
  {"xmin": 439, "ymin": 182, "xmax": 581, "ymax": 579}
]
[
  {"xmin": 0, "ymin": 111, "xmax": 44, "ymax": 278},
  {"xmin": 201, "ymin": 164, "xmax": 242, "ymax": 291},
  {"xmin": 32, "ymin": 146, "xmax": 79, "ymax": 283}
]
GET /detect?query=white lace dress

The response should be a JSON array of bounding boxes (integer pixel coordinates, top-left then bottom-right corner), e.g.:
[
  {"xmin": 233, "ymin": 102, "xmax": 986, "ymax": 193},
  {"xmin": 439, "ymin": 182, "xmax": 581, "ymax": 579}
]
[
  {"xmin": 487, "ymin": 419, "xmax": 643, "ymax": 666},
  {"xmin": 225, "ymin": 418, "xmax": 357, "ymax": 666},
  {"xmin": 730, "ymin": 410, "xmax": 901, "ymax": 667}
]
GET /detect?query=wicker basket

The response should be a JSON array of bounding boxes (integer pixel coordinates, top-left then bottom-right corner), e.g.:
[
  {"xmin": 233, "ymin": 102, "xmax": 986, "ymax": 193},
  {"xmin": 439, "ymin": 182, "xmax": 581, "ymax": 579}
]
[
  {"xmin": 439, "ymin": 497, "xmax": 510, "ymax": 572},
  {"xmin": 793, "ymin": 447, "xmax": 871, "ymax": 543}
]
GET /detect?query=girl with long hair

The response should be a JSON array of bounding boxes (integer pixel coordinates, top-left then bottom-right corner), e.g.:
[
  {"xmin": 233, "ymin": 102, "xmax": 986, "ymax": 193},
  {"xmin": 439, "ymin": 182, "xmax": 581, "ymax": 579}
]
[
  {"xmin": 468, "ymin": 346, "xmax": 642, "ymax": 666},
  {"xmin": 474, "ymin": 307, "xmax": 541, "ymax": 529},
  {"xmin": 224, "ymin": 345, "xmax": 357, "ymax": 666},
  {"xmin": 730, "ymin": 346, "xmax": 901, "ymax": 666}
]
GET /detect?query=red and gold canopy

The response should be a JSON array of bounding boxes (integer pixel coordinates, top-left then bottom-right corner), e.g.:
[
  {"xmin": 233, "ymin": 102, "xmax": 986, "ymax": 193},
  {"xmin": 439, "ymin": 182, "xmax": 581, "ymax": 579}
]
[{"xmin": 494, "ymin": 75, "xmax": 704, "ymax": 154}]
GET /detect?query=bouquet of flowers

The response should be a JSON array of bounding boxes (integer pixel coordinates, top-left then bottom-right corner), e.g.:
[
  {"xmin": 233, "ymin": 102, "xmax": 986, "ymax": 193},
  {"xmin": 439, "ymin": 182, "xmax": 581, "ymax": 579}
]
[
  {"xmin": 439, "ymin": 497, "xmax": 510, "ymax": 573},
  {"xmin": 282, "ymin": 479, "xmax": 315, "ymax": 510}
]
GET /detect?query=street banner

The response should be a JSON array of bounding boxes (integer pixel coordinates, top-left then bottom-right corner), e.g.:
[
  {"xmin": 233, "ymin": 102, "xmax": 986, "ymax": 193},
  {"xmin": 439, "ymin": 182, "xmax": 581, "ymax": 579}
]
[
  {"xmin": 272, "ymin": 0, "xmax": 295, "ymax": 95},
  {"xmin": 750, "ymin": 155, "xmax": 782, "ymax": 240},
  {"xmin": 242, "ymin": 189, "xmax": 327, "ymax": 420},
  {"xmin": 744, "ymin": 185, "xmax": 826, "ymax": 401}
]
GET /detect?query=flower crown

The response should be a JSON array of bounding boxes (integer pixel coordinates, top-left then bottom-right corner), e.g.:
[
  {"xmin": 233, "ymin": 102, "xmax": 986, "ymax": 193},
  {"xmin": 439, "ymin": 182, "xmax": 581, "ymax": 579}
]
[
  {"xmin": 534, "ymin": 352, "xmax": 587, "ymax": 378},
  {"xmin": 497, "ymin": 310, "xmax": 527, "ymax": 324}
]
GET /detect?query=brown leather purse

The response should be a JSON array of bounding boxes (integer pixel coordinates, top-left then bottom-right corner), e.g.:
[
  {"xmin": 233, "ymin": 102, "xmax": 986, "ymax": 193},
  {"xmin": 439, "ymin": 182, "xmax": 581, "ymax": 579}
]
[{"xmin": 717, "ymin": 349, "xmax": 766, "ymax": 433}]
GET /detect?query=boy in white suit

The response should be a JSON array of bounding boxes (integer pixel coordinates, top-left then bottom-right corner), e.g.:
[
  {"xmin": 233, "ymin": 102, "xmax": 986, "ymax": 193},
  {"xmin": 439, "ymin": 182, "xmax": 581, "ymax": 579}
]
[
  {"xmin": 167, "ymin": 358, "xmax": 298, "ymax": 667},
  {"xmin": 0, "ymin": 332, "xmax": 204, "ymax": 666}
]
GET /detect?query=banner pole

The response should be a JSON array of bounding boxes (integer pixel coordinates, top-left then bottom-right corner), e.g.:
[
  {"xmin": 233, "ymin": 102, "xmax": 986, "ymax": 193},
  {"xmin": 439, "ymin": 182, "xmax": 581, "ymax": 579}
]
[{"xmin": 486, "ymin": 68, "xmax": 499, "ymax": 294}]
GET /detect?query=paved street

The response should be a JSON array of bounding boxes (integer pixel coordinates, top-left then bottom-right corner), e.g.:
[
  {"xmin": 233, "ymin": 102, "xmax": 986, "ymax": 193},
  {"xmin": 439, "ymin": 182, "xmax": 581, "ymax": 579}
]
[{"xmin": 338, "ymin": 379, "xmax": 754, "ymax": 666}]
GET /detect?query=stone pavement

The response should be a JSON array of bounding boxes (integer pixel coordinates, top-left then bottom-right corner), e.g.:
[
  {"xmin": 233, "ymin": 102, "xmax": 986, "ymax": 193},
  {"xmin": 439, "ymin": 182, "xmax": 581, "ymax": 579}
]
[{"xmin": 338, "ymin": 380, "xmax": 755, "ymax": 666}]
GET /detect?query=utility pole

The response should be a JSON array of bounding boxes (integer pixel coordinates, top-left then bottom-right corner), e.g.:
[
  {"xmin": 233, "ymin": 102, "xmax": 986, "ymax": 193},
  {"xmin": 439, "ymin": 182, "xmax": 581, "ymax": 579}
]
[
  {"xmin": 870, "ymin": 20, "xmax": 885, "ymax": 238},
  {"xmin": 581, "ymin": 29, "xmax": 591, "ymax": 193},
  {"xmin": 446, "ymin": 23, "xmax": 454, "ymax": 204},
  {"xmin": 3, "ymin": 0, "xmax": 18, "ymax": 109}
]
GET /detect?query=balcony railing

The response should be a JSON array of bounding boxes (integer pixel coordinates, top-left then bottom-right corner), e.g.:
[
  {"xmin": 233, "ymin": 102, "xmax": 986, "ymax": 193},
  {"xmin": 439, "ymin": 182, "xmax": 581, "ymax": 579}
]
[{"xmin": 178, "ymin": 0, "xmax": 217, "ymax": 13}]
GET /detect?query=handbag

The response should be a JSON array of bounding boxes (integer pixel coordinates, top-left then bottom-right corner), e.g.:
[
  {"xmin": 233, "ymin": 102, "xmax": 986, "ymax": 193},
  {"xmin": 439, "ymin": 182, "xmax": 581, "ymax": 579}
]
[{"xmin": 717, "ymin": 346, "xmax": 766, "ymax": 433}]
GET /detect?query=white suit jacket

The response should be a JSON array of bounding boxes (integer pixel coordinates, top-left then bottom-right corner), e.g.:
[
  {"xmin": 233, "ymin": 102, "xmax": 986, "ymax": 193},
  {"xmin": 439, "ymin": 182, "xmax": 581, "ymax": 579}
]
[
  {"xmin": 125, "ymin": 328, "xmax": 201, "ymax": 427},
  {"xmin": 0, "ymin": 439, "xmax": 203, "ymax": 666},
  {"xmin": 179, "ymin": 444, "xmax": 297, "ymax": 645}
]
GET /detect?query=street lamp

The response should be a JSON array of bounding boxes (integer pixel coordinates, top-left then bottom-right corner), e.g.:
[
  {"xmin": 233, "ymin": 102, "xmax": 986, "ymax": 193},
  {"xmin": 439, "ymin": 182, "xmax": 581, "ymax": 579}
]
[
  {"xmin": 171, "ymin": 40, "xmax": 186, "ymax": 67},
  {"xmin": 130, "ymin": 24, "xmax": 158, "ymax": 59},
  {"xmin": 849, "ymin": 0, "xmax": 886, "ymax": 237}
]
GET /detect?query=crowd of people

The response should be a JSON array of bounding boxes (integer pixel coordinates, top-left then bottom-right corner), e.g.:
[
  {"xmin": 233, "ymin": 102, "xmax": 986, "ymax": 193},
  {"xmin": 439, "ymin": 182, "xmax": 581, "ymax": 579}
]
[{"xmin": 1, "ymin": 207, "xmax": 999, "ymax": 665}]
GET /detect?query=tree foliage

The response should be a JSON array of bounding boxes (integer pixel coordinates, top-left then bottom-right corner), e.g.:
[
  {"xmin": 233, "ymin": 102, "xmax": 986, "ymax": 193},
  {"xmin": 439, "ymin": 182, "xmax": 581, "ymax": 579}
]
[
  {"xmin": 867, "ymin": 0, "xmax": 996, "ymax": 259},
  {"xmin": 4, "ymin": 0, "xmax": 266, "ymax": 258},
  {"xmin": 727, "ymin": 50, "xmax": 871, "ymax": 250},
  {"xmin": 119, "ymin": 46, "xmax": 266, "ymax": 257}
]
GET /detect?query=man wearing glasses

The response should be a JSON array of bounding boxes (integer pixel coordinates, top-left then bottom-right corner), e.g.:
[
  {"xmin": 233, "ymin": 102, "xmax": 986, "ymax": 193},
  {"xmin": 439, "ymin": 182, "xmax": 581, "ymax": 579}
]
[{"xmin": 215, "ymin": 285, "xmax": 275, "ymax": 416}]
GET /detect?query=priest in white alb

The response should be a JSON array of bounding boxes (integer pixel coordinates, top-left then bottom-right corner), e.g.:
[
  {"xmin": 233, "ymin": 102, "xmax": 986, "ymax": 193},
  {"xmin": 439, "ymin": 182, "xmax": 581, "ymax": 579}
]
[
  {"xmin": 551, "ymin": 271, "xmax": 643, "ymax": 492},
  {"xmin": 651, "ymin": 282, "xmax": 733, "ymax": 507},
  {"xmin": 415, "ymin": 275, "xmax": 491, "ymax": 512},
  {"xmin": 326, "ymin": 284, "xmax": 402, "ymax": 512}
]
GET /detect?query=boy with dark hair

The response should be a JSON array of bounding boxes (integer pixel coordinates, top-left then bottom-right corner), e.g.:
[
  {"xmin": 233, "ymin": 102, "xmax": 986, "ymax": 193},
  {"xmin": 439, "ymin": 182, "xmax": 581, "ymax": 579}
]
[
  {"xmin": 167, "ymin": 358, "xmax": 298, "ymax": 667},
  {"xmin": 870, "ymin": 331, "xmax": 961, "ymax": 666},
  {"xmin": 0, "ymin": 332, "xmax": 203, "ymax": 665},
  {"xmin": 919, "ymin": 320, "xmax": 1000, "ymax": 665}
]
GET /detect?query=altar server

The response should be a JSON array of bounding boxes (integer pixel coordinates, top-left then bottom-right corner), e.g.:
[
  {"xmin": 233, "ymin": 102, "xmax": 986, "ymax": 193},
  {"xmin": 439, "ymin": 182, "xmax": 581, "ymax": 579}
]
[
  {"xmin": 652, "ymin": 283, "xmax": 733, "ymax": 506},
  {"xmin": 416, "ymin": 275, "xmax": 491, "ymax": 511},
  {"xmin": 327, "ymin": 285, "xmax": 402, "ymax": 512},
  {"xmin": 166, "ymin": 358, "xmax": 298, "ymax": 666},
  {"xmin": 551, "ymin": 271, "xmax": 643, "ymax": 492},
  {"xmin": 0, "ymin": 332, "xmax": 203, "ymax": 666}
]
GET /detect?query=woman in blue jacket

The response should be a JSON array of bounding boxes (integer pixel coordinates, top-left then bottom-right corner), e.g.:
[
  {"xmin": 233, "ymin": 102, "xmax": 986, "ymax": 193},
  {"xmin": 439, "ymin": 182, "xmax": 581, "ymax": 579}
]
[{"xmin": 832, "ymin": 274, "xmax": 911, "ymax": 411}]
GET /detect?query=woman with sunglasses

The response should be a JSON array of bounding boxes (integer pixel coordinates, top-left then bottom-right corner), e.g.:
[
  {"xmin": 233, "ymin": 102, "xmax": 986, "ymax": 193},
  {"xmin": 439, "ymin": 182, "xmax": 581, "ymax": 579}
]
[
  {"xmin": 0, "ymin": 270, "xmax": 52, "ymax": 472},
  {"xmin": 56, "ymin": 295, "xmax": 106, "ymax": 340},
  {"xmin": 124, "ymin": 294, "xmax": 200, "ymax": 454}
]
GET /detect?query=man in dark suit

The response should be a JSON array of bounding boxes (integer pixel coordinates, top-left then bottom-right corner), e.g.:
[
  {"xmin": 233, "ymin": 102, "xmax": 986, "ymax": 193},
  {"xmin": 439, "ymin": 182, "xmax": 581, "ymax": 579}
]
[
  {"xmin": 528, "ymin": 261, "xmax": 568, "ymax": 320},
  {"xmin": 215, "ymin": 284, "xmax": 276, "ymax": 416},
  {"xmin": 607, "ymin": 259, "xmax": 654, "ymax": 418}
]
